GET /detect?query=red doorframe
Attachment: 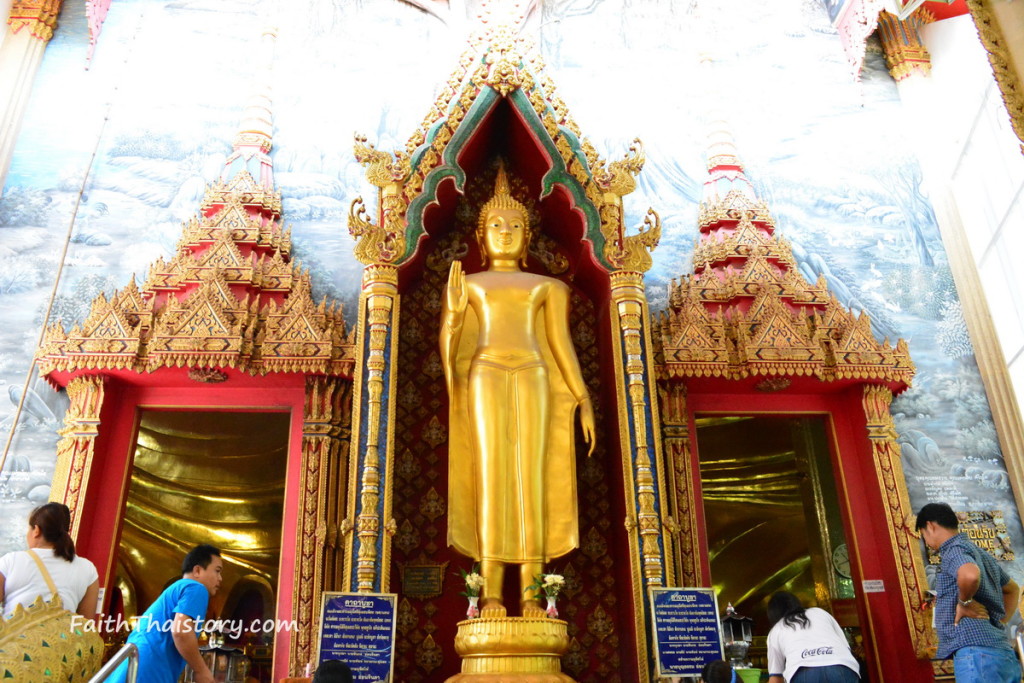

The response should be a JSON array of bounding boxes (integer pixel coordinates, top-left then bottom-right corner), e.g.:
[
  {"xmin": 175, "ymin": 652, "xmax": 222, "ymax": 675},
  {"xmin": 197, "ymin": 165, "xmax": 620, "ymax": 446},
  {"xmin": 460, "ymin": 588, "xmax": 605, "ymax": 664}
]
[
  {"xmin": 686, "ymin": 389, "xmax": 935, "ymax": 683},
  {"xmin": 71, "ymin": 375, "xmax": 307, "ymax": 682}
]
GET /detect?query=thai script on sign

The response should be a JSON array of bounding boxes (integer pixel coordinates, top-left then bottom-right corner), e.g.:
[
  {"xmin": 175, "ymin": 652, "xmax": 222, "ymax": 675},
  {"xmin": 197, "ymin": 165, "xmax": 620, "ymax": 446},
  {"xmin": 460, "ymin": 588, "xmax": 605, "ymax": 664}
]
[
  {"xmin": 651, "ymin": 587, "xmax": 724, "ymax": 677},
  {"xmin": 343, "ymin": 599, "xmax": 375, "ymax": 609},
  {"xmin": 318, "ymin": 592, "xmax": 397, "ymax": 683}
]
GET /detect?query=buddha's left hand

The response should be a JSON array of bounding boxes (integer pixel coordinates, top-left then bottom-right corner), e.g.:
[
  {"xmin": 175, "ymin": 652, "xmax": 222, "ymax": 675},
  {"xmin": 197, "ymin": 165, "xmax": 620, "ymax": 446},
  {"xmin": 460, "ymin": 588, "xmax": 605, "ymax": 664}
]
[{"xmin": 580, "ymin": 398, "xmax": 596, "ymax": 456}]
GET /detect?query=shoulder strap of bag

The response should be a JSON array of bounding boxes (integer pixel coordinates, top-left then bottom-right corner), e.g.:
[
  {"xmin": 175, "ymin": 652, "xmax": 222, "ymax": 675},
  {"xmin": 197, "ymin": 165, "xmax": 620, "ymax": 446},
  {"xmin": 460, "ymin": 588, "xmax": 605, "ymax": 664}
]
[{"xmin": 26, "ymin": 548, "xmax": 59, "ymax": 600}]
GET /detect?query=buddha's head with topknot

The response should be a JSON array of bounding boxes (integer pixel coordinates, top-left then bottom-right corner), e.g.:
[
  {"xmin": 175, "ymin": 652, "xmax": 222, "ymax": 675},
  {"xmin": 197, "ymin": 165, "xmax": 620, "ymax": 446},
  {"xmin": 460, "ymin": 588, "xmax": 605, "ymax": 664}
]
[{"xmin": 477, "ymin": 162, "xmax": 531, "ymax": 267}]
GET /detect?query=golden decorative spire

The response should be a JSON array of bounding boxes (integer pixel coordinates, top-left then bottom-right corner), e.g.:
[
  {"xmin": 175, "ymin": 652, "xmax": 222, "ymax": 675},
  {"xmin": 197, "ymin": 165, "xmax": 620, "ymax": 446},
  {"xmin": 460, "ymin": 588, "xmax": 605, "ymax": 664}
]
[
  {"xmin": 235, "ymin": 26, "xmax": 277, "ymax": 146},
  {"xmin": 704, "ymin": 119, "xmax": 744, "ymax": 173},
  {"xmin": 655, "ymin": 131, "xmax": 914, "ymax": 389},
  {"xmin": 698, "ymin": 120, "xmax": 772, "ymax": 230},
  {"xmin": 223, "ymin": 26, "xmax": 277, "ymax": 189},
  {"xmin": 36, "ymin": 24, "xmax": 354, "ymax": 381}
]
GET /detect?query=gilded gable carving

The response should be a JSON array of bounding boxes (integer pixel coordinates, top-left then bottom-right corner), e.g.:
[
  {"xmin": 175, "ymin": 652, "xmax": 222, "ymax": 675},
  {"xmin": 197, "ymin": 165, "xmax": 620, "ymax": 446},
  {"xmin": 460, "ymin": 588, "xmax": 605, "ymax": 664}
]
[
  {"xmin": 657, "ymin": 142, "xmax": 913, "ymax": 386},
  {"xmin": 38, "ymin": 176, "xmax": 353, "ymax": 379},
  {"xmin": 347, "ymin": 23, "xmax": 658, "ymax": 272}
]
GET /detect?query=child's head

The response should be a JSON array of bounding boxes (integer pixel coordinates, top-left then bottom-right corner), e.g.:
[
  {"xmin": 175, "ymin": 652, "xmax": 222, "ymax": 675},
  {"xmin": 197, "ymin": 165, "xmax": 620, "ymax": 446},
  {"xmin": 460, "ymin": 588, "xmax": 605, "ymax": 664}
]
[
  {"xmin": 312, "ymin": 660, "xmax": 353, "ymax": 683},
  {"xmin": 701, "ymin": 659, "xmax": 734, "ymax": 683}
]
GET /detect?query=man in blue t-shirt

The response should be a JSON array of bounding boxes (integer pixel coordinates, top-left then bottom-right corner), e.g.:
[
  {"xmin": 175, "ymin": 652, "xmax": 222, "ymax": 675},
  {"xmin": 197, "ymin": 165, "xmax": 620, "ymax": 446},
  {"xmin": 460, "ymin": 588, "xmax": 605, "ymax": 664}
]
[
  {"xmin": 109, "ymin": 544, "xmax": 223, "ymax": 683},
  {"xmin": 917, "ymin": 503, "xmax": 1021, "ymax": 683}
]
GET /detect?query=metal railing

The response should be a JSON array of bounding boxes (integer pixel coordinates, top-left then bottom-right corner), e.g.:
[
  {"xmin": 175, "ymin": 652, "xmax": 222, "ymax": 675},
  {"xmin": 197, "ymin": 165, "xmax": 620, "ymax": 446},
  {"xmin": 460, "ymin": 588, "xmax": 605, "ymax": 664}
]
[
  {"xmin": 1017, "ymin": 629, "xmax": 1024, "ymax": 671},
  {"xmin": 87, "ymin": 643, "xmax": 138, "ymax": 683}
]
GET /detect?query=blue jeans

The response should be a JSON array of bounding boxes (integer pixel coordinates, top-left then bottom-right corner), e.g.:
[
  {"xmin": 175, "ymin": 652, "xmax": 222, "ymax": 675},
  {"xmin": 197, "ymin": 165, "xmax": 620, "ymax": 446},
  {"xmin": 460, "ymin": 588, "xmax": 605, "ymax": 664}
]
[
  {"xmin": 953, "ymin": 645, "xmax": 1022, "ymax": 683},
  {"xmin": 791, "ymin": 665, "xmax": 860, "ymax": 682}
]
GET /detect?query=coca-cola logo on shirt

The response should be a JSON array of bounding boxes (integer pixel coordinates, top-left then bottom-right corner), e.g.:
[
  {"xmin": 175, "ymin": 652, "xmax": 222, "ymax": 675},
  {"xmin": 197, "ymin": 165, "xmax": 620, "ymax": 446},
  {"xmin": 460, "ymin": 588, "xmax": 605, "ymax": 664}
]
[{"xmin": 801, "ymin": 647, "xmax": 834, "ymax": 658}]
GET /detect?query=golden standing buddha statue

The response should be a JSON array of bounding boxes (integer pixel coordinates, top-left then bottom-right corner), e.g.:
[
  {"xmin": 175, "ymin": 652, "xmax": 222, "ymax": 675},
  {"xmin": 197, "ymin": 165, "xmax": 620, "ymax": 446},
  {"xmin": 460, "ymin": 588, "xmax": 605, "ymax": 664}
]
[{"xmin": 441, "ymin": 165, "xmax": 595, "ymax": 619}]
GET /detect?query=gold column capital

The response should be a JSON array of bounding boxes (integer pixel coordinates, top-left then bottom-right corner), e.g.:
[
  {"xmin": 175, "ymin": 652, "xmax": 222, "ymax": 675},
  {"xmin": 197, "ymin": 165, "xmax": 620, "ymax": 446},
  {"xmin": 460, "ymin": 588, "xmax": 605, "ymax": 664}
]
[
  {"xmin": 52, "ymin": 375, "xmax": 106, "ymax": 539},
  {"xmin": 657, "ymin": 383, "xmax": 688, "ymax": 426},
  {"xmin": 362, "ymin": 263, "xmax": 399, "ymax": 289},
  {"xmin": 876, "ymin": 9, "xmax": 933, "ymax": 82},
  {"xmin": 7, "ymin": 0, "xmax": 62, "ymax": 42},
  {"xmin": 610, "ymin": 270, "xmax": 645, "ymax": 303}
]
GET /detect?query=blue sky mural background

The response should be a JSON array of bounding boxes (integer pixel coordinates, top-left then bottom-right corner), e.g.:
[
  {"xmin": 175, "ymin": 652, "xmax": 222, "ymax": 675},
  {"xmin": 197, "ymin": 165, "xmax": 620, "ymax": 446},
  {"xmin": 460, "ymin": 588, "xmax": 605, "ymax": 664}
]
[{"xmin": 0, "ymin": 0, "xmax": 1017, "ymax": 589}]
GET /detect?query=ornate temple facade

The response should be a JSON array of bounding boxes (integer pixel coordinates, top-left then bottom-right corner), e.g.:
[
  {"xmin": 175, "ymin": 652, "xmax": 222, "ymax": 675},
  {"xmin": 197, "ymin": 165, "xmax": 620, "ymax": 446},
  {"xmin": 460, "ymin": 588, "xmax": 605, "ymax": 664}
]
[{"xmin": 1, "ymin": 1, "xmax": 1023, "ymax": 682}]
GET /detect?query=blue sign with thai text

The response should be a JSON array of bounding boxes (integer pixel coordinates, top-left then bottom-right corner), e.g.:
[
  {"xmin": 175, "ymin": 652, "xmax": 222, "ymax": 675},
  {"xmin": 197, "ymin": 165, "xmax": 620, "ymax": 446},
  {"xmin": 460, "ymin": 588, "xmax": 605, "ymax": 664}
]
[
  {"xmin": 317, "ymin": 592, "xmax": 397, "ymax": 682},
  {"xmin": 650, "ymin": 587, "xmax": 724, "ymax": 677}
]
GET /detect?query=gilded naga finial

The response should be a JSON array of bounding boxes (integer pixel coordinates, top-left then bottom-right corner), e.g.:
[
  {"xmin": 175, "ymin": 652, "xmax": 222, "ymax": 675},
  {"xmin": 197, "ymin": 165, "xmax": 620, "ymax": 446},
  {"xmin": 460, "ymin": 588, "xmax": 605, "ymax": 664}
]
[
  {"xmin": 348, "ymin": 133, "xmax": 412, "ymax": 265},
  {"xmin": 592, "ymin": 139, "xmax": 659, "ymax": 272},
  {"xmin": 595, "ymin": 138, "xmax": 646, "ymax": 198}
]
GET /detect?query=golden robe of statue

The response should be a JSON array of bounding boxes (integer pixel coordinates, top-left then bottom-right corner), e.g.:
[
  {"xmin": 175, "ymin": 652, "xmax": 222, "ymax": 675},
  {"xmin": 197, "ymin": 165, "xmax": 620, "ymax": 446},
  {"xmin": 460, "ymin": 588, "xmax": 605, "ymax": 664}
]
[{"xmin": 441, "ymin": 166, "xmax": 595, "ymax": 616}]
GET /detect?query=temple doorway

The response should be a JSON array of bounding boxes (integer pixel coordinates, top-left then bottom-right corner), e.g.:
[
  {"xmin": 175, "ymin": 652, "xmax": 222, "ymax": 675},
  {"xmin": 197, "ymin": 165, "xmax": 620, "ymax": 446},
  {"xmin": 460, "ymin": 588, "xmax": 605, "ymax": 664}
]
[
  {"xmin": 113, "ymin": 410, "xmax": 290, "ymax": 681},
  {"xmin": 695, "ymin": 415, "xmax": 862, "ymax": 663}
]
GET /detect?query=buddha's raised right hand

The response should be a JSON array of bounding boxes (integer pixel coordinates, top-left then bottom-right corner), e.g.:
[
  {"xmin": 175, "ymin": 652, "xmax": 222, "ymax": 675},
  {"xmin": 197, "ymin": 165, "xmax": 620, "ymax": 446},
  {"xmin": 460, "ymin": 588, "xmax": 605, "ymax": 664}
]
[{"xmin": 446, "ymin": 259, "xmax": 469, "ymax": 318}]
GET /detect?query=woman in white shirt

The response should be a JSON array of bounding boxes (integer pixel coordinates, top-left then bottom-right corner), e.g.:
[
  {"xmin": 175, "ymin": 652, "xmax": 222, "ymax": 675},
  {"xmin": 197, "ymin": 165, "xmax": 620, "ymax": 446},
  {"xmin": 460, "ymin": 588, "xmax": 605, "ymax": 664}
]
[
  {"xmin": 766, "ymin": 591, "xmax": 860, "ymax": 683},
  {"xmin": 0, "ymin": 502, "xmax": 99, "ymax": 619}
]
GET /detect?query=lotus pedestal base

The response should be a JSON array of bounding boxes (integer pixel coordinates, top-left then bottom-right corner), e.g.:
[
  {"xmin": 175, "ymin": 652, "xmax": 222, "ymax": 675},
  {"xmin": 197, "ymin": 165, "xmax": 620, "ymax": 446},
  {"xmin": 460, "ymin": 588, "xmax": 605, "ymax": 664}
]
[{"xmin": 445, "ymin": 616, "xmax": 576, "ymax": 682}]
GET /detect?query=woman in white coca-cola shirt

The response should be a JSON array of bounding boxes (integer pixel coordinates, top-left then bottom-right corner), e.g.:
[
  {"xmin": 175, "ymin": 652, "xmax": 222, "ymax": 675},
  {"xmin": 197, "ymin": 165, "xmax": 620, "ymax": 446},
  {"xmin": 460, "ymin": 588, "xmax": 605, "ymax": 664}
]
[{"xmin": 766, "ymin": 591, "xmax": 861, "ymax": 683}]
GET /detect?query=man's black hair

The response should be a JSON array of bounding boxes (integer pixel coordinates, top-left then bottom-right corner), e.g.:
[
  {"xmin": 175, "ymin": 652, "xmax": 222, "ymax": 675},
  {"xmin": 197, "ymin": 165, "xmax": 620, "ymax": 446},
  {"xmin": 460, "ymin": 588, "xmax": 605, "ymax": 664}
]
[
  {"xmin": 915, "ymin": 502, "xmax": 959, "ymax": 532},
  {"xmin": 182, "ymin": 544, "xmax": 222, "ymax": 575}
]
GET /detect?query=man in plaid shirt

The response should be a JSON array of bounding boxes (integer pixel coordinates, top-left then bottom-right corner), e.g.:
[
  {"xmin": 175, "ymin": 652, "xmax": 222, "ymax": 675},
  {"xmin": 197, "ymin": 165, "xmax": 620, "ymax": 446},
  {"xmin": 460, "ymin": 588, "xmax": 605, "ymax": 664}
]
[{"xmin": 916, "ymin": 503, "xmax": 1021, "ymax": 682}]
